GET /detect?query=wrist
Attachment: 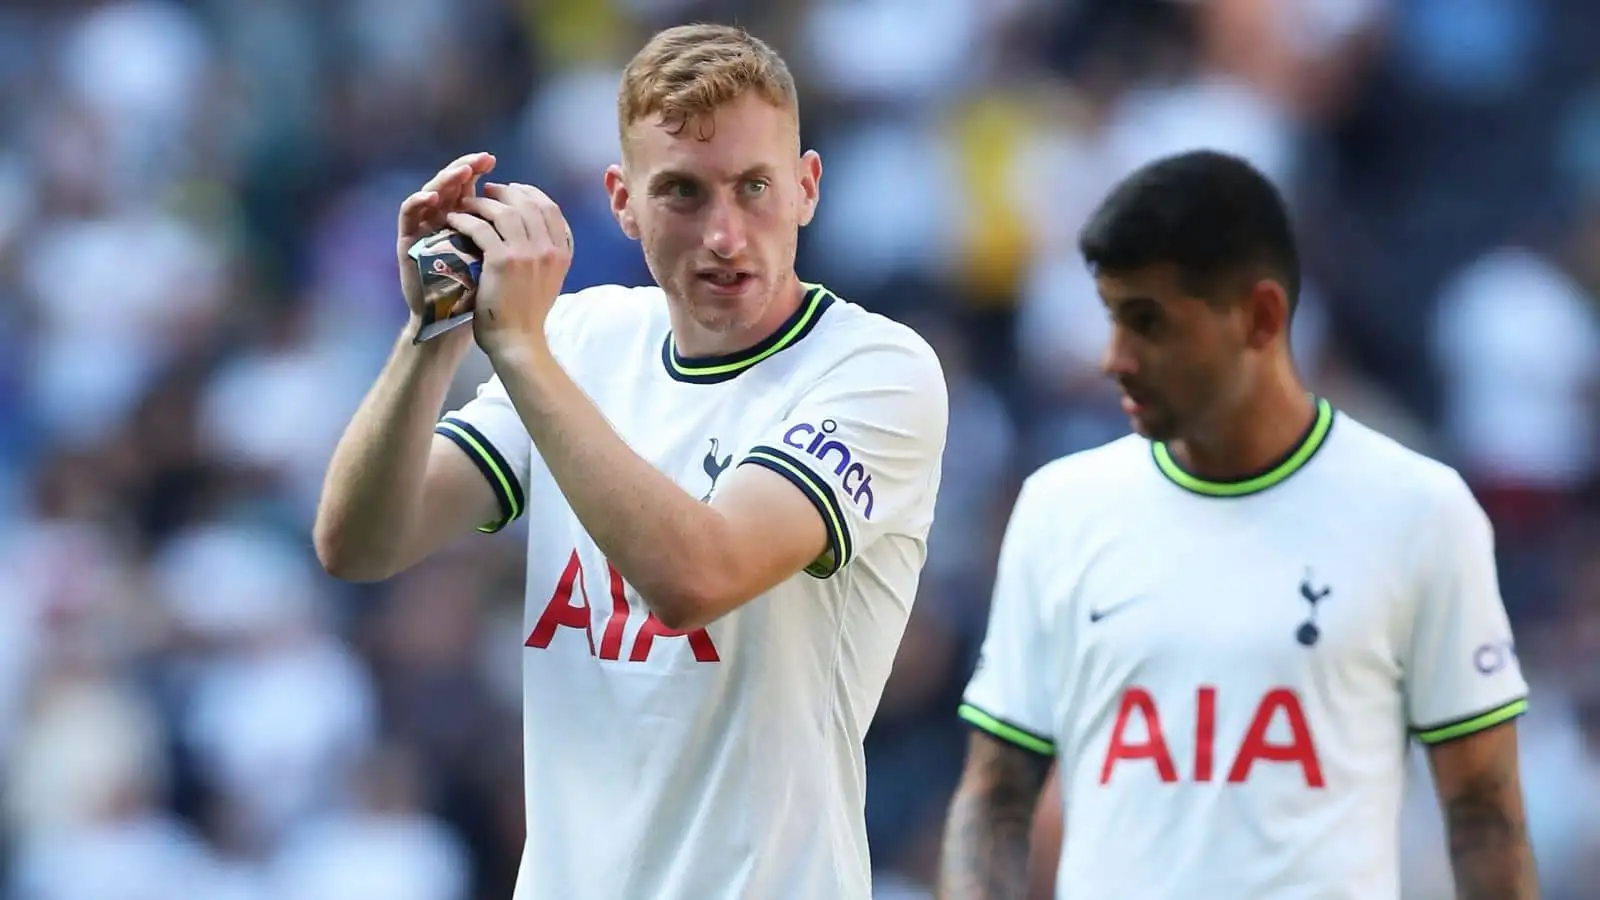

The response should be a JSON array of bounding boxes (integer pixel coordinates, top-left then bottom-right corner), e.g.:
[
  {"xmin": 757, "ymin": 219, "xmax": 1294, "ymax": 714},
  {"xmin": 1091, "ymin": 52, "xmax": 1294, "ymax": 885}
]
[
  {"xmin": 400, "ymin": 315, "xmax": 472, "ymax": 363},
  {"xmin": 482, "ymin": 329, "xmax": 555, "ymax": 371},
  {"xmin": 485, "ymin": 333, "xmax": 563, "ymax": 394}
]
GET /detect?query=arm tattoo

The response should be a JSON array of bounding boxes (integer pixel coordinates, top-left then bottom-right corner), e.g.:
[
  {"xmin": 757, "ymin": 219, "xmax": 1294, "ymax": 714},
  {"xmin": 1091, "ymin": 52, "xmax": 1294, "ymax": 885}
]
[
  {"xmin": 1441, "ymin": 762, "xmax": 1538, "ymax": 899},
  {"xmin": 937, "ymin": 733, "xmax": 1053, "ymax": 900}
]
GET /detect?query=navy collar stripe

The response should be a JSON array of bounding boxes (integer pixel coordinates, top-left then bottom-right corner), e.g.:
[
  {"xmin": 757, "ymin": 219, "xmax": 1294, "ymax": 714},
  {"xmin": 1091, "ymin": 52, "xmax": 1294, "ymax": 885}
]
[{"xmin": 663, "ymin": 284, "xmax": 833, "ymax": 385}]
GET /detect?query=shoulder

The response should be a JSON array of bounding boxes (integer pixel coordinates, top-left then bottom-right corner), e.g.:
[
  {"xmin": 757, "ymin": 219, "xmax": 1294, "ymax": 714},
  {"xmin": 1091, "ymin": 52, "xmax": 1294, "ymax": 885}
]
[
  {"xmin": 997, "ymin": 435, "xmax": 1152, "ymax": 543},
  {"xmin": 548, "ymin": 283, "xmax": 667, "ymax": 344},
  {"xmin": 1022, "ymin": 434, "xmax": 1153, "ymax": 505},
  {"xmin": 1314, "ymin": 414, "xmax": 1494, "ymax": 574},
  {"xmin": 1319, "ymin": 414, "xmax": 1482, "ymax": 523},
  {"xmin": 805, "ymin": 290, "xmax": 946, "ymax": 390}
]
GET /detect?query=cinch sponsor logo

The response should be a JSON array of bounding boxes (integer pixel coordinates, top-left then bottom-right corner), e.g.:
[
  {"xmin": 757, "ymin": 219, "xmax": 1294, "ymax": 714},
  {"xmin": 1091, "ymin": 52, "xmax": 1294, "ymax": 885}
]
[
  {"xmin": 1474, "ymin": 639, "xmax": 1517, "ymax": 675},
  {"xmin": 782, "ymin": 419, "xmax": 875, "ymax": 519}
]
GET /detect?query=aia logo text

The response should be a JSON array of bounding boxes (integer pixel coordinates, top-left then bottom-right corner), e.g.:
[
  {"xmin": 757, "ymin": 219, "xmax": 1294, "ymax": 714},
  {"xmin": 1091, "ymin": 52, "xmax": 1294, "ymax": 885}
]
[
  {"xmin": 1101, "ymin": 685, "xmax": 1324, "ymax": 788},
  {"xmin": 526, "ymin": 550, "xmax": 720, "ymax": 663}
]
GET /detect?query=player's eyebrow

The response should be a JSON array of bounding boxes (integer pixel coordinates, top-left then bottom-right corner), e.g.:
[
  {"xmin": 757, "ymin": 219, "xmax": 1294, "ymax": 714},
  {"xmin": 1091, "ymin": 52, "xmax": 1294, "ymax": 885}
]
[
  {"xmin": 730, "ymin": 164, "xmax": 777, "ymax": 181},
  {"xmin": 1103, "ymin": 294, "xmax": 1161, "ymax": 312},
  {"xmin": 647, "ymin": 170, "xmax": 696, "ymax": 192},
  {"xmin": 648, "ymin": 166, "xmax": 775, "ymax": 192}
]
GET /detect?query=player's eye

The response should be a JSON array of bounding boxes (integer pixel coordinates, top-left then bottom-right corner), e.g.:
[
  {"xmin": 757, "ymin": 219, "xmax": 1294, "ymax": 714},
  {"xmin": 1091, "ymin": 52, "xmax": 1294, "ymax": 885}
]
[
  {"xmin": 1110, "ymin": 308, "xmax": 1163, "ymax": 339},
  {"xmin": 1129, "ymin": 312, "xmax": 1161, "ymax": 334},
  {"xmin": 658, "ymin": 180, "xmax": 699, "ymax": 200},
  {"xmin": 743, "ymin": 178, "xmax": 770, "ymax": 196}
]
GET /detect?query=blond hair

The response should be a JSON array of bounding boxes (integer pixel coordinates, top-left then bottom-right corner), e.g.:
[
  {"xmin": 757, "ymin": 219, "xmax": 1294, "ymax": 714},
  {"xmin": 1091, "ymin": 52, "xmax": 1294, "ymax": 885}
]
[{"xmin": 617, "ymin": 24, "xmax": 799, "ymax": 143}]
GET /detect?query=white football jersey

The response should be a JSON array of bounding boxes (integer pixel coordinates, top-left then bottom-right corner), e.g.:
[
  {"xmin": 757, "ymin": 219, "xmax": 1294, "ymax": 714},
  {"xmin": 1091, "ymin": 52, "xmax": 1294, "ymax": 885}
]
[
  {"xmin": 962, "ymin": 399, "xmax": 1529, "ymax": 900},
  {"xmin": 435, "ymin": 283, "xmax": 947, "ymax": 900}
]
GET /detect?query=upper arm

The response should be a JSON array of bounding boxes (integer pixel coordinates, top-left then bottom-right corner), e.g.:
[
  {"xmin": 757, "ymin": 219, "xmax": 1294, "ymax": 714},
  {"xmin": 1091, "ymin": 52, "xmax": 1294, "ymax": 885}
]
[
  {"xmin": 1404, "ymin": 473, "xmax": 1529, "ymax": 746},
  {"xmin": 687, "ymin": 337, "xmax": 947, "ymax": 621},
  {"xmin": 734, "ymin": 337, "xmax": 947, "ymax": 575},
  {"xmin": 1401, "ymin": 475, "xmax": 1538, "ymax": 896},
  {"xmin": 699, "ymin": 463, "xmax": 832, "ymax": 608},
  {"xmin": 1426, "ymin": 719, "xmax": 1525, "ymax": 813},
  {"xmin": 959, "ymin": 475, "xmax": 1058, "ymax": 756},
  {"xmin": 397, "ymin": 375, "xmax": 533, "ymax": 569},
  {"xmin": 956, "ymin": 729, "xmax": 1054, "ymax": 808},
  {"xmin": 388, "ymin": 432, "xmax": 508, "ymax": 570}
]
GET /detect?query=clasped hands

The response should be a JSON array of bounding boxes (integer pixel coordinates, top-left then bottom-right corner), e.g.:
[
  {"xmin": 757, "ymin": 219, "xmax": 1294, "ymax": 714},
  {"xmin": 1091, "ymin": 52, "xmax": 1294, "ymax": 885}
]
[
  {"xmin": 446, "ymin": 181, "xmax": 573, "ymax": 360},
  {"xmin": 396, "ymin": 151, "xmax": 573, "ymax": 362}
]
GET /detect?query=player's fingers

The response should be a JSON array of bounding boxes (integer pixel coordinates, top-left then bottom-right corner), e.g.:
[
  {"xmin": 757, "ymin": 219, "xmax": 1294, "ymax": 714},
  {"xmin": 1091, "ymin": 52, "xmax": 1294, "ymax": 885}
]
[
  {"xmin": 397, "ymin": 189, "xmax": 440, "ymax": 232},
  {"xmin": 444, "ymin": 211, "xmax": 506, "ymax": 256},
  {"xmin": 458, "ymin": 153, "xmax": 497, "ymax": 204},
  {"xmin": 486, "ymin": 182, "xmax": 572, "ymax": 251},
  {"xmin": 460, "ymin": 195, "xmax": 529, "ymax": 244},
  {"xmin": 424, "ymin": 152, "xmax": 492, "ymax": 193},
  {"xmin": 502, "ymin": 183, "xmax": 569, "ymax": 249},
  {"xmin": 423, "ymin": 164, "xmax": 471, "ymax": 199},
  {"xmin": 421, "ymin": 154, "xmax": 497, "ymax": 214}
]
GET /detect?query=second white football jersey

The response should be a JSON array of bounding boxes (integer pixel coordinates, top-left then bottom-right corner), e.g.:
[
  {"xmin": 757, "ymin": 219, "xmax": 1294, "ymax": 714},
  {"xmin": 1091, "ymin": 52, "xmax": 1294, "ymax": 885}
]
[
  {"xmin": 436, "ymin": 282, "xmax": 948, "ymax": 900},
  {"xmin": 962, "ymin": 399, "xmax": 1528, "ymax": 899}
]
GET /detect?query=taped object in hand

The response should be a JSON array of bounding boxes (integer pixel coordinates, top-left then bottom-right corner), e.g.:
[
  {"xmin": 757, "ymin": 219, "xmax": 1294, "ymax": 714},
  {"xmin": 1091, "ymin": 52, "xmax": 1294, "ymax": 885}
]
[{"xmin": 408, "ymin": 229, "xmax": 481, "ymax": 343}]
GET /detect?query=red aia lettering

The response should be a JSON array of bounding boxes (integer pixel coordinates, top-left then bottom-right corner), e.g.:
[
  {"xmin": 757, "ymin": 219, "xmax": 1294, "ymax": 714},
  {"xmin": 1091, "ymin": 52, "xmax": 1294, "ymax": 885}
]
[
  {"xmin": 1101, "ymin": 686, "xmax": 1324, "ymax": 787},
  {"xmin": 1229, "ymin": 688, "xmax": 1322, "ymax": 785},
  {"xmin": 526, "ymin": 551, "xmax": 596, "ymax": 655},
  {"xmin": 526, "ymin": 550, "xmax": 720, "ymax": 663},
  {"xmin": 1098, "ymin": 689, "xmax": 1177, "ymax": 783}
]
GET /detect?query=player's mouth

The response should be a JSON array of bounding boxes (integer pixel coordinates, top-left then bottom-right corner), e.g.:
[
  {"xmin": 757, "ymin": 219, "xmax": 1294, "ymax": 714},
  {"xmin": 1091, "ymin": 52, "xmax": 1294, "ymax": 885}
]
[
  {"xmin": 695, "ymin": 268, "xmax": 755, "ymax": 296},
  {"xmin": 1118, "ymin": 384, "xmax": 1155, "ymax": 417}
]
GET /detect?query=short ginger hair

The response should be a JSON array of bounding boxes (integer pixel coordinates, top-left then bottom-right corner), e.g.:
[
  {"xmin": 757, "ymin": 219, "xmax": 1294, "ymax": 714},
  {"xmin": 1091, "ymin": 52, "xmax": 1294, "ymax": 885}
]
[{"xmin": 617, "ymin": 24, "xmax": 799, "ymax": 144}]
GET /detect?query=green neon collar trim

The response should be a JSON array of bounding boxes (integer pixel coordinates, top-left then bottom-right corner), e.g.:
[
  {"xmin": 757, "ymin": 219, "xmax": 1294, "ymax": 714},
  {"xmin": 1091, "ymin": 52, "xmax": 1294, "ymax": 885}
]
[
  {"xmin": 1152, "ymin": 397, "xmax": 1336, "ymax": 498},
  {"xmin": 662, "ymin": 283, "xmax": 832, "ymax": 384}
]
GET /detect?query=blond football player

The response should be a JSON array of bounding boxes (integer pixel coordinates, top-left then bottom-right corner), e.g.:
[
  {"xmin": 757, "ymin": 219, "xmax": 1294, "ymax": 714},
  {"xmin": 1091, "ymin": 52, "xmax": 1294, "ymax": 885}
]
[{"xmin": 314, "ymin": 24, "xmax": 948, "ymax": 900}]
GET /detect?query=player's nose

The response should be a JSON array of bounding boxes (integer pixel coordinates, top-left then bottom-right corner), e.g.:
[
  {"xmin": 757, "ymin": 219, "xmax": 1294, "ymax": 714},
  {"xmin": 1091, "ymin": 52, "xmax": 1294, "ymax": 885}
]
[
  {"xmin": 1100, "ymin": 331, "xmax": 1139, "ymax": 378},
  {"xmin": 702, "ymin": 197, "xmax": 748, "ymax": 259}
]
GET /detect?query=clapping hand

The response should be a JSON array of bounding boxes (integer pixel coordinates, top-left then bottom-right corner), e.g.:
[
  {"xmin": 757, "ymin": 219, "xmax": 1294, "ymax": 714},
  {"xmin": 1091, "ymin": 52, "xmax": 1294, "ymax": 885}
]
[
  {"xmin": 447, "ymin": 183, "xmax": 574, "ymax": 358},
  {"xmin": 396, "ymin": 152, "xmax": 497, "ymax": 329}
]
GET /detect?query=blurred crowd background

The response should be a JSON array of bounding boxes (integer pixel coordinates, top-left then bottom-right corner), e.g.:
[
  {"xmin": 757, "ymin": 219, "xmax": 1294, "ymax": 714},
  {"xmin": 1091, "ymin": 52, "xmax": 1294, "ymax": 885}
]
[{"xmin": 2, "ymin": 0, "xmax": 1598, "ymax": 898}]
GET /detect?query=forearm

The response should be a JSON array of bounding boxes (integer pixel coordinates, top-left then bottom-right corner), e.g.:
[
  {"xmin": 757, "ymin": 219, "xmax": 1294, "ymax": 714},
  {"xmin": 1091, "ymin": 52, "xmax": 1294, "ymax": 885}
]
[
  {"xmin": 1430, "ymin": 724, "xmax": 1539, "ymax": 900},
  {"xmin": 488, "ymin": 340, "xmax": 724, "ymax": 623},
  {"xmin": 1445, "ymin": 797, "xmax": 1538, "ymax": 899},
  {"xmin": 938, "ymin": 736, "xmax": 1052, "ymax": 900},
  {"xmin": 314, "ymin": 322, "xmax": 469, "ymax": 579},
  {"xmin": 938, "ymin": 783, "xmax": 1037, "ymax": 900}
]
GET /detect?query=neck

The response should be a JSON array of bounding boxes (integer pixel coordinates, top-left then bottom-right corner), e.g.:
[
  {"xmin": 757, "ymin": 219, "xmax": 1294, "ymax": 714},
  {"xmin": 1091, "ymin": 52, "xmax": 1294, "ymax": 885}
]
[
  {"xmin": 1167, "ymin": 364, "xmax": 1314, "ymax": 481},
  {"xmin": 669, "ymin": 272, "xmax": 807, "ymax": 358}
]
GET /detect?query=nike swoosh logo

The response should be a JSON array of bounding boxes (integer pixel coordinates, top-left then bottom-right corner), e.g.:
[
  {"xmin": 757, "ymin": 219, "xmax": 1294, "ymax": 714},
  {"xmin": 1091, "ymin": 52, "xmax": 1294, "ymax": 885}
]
[{"xmin": 1088, "ymin": 596, "xmax": 1146, "ymax": 624}]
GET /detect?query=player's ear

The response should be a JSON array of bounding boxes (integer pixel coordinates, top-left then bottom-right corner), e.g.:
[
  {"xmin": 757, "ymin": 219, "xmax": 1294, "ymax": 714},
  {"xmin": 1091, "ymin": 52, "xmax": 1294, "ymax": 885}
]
[
  {"xmin": 796, "ymin": 150, "xmax": 821, "ymax": 227},
  {"xmin": 604, "ymin": 164, "xmax": 640, "ymax": 241},
  {"xmin": 1242, "ymin": 278, "xmax": 1290, "ymax": 350}
]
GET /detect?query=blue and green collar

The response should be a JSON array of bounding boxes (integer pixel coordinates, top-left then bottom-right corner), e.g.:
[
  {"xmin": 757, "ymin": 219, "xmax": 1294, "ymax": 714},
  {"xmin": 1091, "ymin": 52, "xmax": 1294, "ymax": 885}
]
[
  {"xmin": 662, "ymin": 283, "xmax": 833, "ymax": 384},
  {"xmin": 1153, "ymin": 396, "xmax": 1336, "ymax": 497}
]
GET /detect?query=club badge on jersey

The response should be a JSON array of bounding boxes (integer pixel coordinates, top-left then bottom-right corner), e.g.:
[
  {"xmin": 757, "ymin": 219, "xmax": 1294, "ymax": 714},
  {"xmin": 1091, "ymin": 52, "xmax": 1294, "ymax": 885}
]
[{"xmin": 408, "ymin": 228, "xmax": 482, "ymax": 343}]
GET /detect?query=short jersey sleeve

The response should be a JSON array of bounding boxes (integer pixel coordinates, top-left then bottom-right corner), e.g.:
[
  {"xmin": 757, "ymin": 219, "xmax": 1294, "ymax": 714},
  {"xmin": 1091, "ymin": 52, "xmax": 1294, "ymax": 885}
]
[
  {"xmin": 735, "ymin": 337, "xmax": 947, "ymax": 578},
  {"xmin": 1404, "ymin": 473, "xmax": 1529, "ymax": 746},
  {"xmin": 958, "ymin": 474, "xmax": 1057, "ymax": 757},
  {"xmin": 435, "ymin": 373, "xmax": 531, "ymax": 533}
]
